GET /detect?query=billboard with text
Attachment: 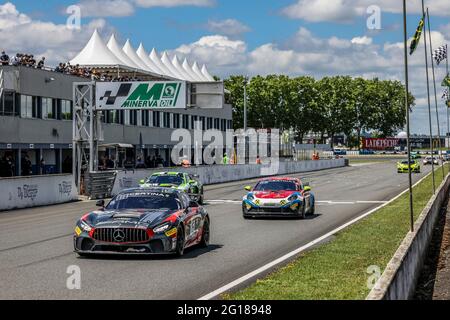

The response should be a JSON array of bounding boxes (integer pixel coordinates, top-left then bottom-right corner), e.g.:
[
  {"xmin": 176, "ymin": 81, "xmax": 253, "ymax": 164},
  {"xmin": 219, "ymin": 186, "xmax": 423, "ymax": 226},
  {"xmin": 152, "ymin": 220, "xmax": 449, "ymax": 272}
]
[{"xmin": 96, "ymin": 81, "xmax": 186, "ymax": 110}]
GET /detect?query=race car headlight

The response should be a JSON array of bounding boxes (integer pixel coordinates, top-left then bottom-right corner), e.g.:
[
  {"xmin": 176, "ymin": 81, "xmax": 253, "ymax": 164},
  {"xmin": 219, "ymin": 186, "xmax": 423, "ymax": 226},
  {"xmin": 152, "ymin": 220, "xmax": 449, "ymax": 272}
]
[
  {"xmin": 288, "ymin": 195, "xmax": 298, "ymax": 202},
  {"xmin": 80, "ymin": 220, "xmax": 92, "ymax": 232},
  {"xmin": 247, "ymin": 194, "xmax": 255, "ymax": 201},
  {"xmin": 153, "ymin": 223, "xmax": 171, "ymax": 234}
]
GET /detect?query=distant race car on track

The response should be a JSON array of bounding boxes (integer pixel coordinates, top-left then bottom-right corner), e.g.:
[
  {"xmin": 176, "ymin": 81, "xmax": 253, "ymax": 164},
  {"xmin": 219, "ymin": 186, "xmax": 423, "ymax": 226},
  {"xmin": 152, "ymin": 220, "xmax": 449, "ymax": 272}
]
[
  {"xmin": 242, "ymin": 177, "xmax": 315, "ymax": 219},
  {"xmin": 74, "ymin": 188, "xmax": 210, "ymax": 256},
  {"xmin": 423, "ymin": 156, "xmax": 439, "ymax": 166},
  {"xmin": 397, "ymin": 160, "xmax": 421, "ymax": 173},
  {"xmin": 139, "ymin": 172, "xmax": 204, "ymax": 204}
]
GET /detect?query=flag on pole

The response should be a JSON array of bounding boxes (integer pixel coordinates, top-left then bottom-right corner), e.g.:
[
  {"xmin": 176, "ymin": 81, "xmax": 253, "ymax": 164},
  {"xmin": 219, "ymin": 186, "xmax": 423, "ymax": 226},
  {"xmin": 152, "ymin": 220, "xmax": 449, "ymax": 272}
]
[
  {"xmin": 442, "ymin": 74, "xmax": 450, "ymax": 87},
  {"xmin": 410, "ymin": 14, "xmax": 426, "ymax": 55},
  {"xmin": 433, "ymin": 45, "xmax": 448, "ymax": 65}
]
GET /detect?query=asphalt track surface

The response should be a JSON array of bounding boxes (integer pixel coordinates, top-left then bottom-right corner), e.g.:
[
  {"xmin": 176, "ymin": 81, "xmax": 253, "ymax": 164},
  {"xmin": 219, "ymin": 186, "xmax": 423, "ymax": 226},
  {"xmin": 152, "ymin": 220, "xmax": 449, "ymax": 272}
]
[{"xmin": 0, "ymin": 161, "xmax": 432, "ymax": 299}]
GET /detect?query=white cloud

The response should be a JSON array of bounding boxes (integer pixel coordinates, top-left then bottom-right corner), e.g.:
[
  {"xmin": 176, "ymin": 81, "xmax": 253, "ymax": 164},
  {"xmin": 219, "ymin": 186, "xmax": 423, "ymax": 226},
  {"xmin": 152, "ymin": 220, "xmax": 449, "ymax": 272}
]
[
  {"xmin": 135, "ymin": 0, "xmax": 215, "ymax": 8},
  {"xmin": 351, "ymin": 36, "xmax": 372, "ymax": 45},
  {"xmin": 76, "ymin": 0, "xmax": 135, "ymax": 18},
  {"xmin": 0, "ymin": 2, "xmax": 114, "ymax": 66},
  {"xmin": 206, "ymin": 19, "xmax": 250, "ymax": 37},
  {"xmin": 72, "ymin": 0, "xmax": 216, "ymax": 18},
  {"xmin": 281, "ymin": 0, "xmax": 450, "ymax": 23},
  {"xmin": 0, "ymin": 2, "xmax": 30, "ymax": 29}
]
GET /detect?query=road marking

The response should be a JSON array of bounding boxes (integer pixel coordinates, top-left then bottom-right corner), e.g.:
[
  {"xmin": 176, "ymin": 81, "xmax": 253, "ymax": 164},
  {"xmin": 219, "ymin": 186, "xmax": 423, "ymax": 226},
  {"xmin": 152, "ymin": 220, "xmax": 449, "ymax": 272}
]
[{"xmin": 198, "ymin": 172, "xmax": 432, "ymax": 300}]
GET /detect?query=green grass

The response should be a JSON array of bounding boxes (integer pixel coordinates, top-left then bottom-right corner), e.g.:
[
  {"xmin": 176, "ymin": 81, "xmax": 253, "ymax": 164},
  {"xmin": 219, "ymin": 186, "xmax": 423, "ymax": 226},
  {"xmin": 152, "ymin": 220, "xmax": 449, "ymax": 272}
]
[{"xmin": 227, "ymin": 165, "xmax": 449, "ymax": 300}]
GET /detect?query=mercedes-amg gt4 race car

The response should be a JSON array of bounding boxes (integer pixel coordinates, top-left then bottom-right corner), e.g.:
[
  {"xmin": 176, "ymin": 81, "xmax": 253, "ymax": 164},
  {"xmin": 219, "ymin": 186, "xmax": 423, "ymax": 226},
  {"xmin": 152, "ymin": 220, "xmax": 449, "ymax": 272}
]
[
  {"xmin": 139, "ymin": 172, "xmax": 204, "ymax": 204},
  {"xmin": 74, "ymin": 188, "xmax": 210, "ymax": 256},
  {"xmin": 242, "ymin": 177, "xmax": 315, "ymax": 219}
]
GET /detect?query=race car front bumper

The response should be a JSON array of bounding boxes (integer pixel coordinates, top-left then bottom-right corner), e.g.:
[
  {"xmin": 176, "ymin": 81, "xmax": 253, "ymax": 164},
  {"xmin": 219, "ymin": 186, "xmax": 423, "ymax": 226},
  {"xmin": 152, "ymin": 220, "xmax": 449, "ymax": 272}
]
[
  {"xmin": 243, "ymin": 199, "xmax": 302, "ymax": 216},
  {"xmin": 73, "ymin": 227, "xmax": 178, "ymax": 255}
]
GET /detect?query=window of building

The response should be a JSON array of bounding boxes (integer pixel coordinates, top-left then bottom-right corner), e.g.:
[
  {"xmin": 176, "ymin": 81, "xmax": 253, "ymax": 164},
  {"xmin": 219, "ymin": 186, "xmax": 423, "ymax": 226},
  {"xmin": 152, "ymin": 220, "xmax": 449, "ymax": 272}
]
[
  {"xmin": 130, "ymin": 110, "xmax": 138, "ymax": 126},
  {"xmin": 60, "ymin": 100, "xmax": 72, "ymax": 120},
  {"xmin": 207, "ymin": 117, "xmax": 213, "ymax": 130},
  {"xmin": 153, "ymin": 111, "xmax": 161, "ymax": 127},
  {"xmin": 191, "ymin": 115, "xmax": 198, "ymax": 130},
  {"xmin": 214, "ymin": 118, "xmax": 220, "ymax": 130},
  {"xmin": 142, "ymin": 110, "xmax": 150, "ymax": 127},
  {"xmin": 200, "ymin": 116, "xmax": 206, "ymax": 131},
  {"xmin": 42, "ymin": 97, "xmax": 55, "ymax": 119},
  {"xmin": 173, "ymin": 113, "xmax": 180, "ymax": 129},
  {"xmin": 227, "ymin": 120, "xmax": 233, "ymax": 130},
  {"xmin": 20, "ymin": 95, "xmax": 35, "ymax": 118},
  {"xmin": 163, "ymin": 112, "xmax": 171, "ymax": 128},
  {"xmin": 182, "ymin": 114, "xmax": 189, "ymax": 129},
  {"xmin": 221, "ymin": 119, "xmax": 226, "ymax": 132}
]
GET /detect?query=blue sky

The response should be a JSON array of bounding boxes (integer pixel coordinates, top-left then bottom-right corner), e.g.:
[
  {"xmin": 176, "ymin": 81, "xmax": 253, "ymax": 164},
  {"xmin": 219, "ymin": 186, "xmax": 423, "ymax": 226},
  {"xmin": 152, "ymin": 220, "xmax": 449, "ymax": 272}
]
[{"xmin": 1, "ymin": 0, "xmax": 450, "ymax": 134}]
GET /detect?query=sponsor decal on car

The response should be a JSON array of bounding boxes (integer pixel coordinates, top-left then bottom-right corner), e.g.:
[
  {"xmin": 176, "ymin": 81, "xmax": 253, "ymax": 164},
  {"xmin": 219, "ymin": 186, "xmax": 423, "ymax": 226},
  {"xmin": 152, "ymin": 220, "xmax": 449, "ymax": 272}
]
[
  {"xmin": 75, "ymin": 226, "xmax": 82, "ymax": 236},
  {"xmin": 165, "ymin": 228, "xmax": 178, "ymax": 238}
]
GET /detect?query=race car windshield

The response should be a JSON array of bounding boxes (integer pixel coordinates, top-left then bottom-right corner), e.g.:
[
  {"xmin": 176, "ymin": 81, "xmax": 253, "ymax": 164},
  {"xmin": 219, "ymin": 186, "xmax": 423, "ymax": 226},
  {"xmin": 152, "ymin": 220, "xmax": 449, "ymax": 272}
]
[
  {"xmin": 106, "ymin": 193, "xmax": 181, "ymax": 210},
  {"xmin": 402, "ymin": 161, "xmax": 415, "ymax": 165},
  {"xmin": 254, "ymin": 181, "xmax": 297, "ymax": 191},
  {"xmin": 147, "ymin": 175, "xmax": 184, "ymax": 185}
]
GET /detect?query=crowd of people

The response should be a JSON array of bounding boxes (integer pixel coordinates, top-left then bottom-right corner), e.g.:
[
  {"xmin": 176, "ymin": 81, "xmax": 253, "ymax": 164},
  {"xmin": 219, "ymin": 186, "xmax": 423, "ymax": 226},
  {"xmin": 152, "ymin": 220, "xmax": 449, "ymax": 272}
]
[
  {"xmin": 0, "ymin": 50, "xmax": 141, "ymax": 82},
  {"xmin": 1, "ymin": 51, "xmax": 46, "ymax": 69}
]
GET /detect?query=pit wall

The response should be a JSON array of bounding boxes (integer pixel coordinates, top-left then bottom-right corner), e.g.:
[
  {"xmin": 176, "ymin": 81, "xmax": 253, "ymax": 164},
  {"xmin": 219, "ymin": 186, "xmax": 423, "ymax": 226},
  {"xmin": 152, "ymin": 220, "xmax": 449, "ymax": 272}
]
[
  {"xmin": 367, "ymin": 173, "xmax": 450, "ymax": 300},
  {"xmin": 0, "ymin": 174, "xmax": 77, "ymax": 211},
  {"xmin": 112, "ymin": 159, "xmax": 347, "ymax": 196}
]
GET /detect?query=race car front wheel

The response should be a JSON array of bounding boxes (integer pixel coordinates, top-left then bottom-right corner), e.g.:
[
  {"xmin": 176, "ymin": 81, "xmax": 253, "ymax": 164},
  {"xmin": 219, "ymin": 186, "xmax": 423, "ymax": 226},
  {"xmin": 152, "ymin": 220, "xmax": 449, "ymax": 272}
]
[
  {"xmin": 199, "ymin": 219, "xmax": 210, "ymax": 248},
  {"xmin": 298, "ymin": 204, "xmax": 306, "ymax": 220},
  {"xmin": 175, "ymin": 226, "xmax": 185, "ymax": 257}
]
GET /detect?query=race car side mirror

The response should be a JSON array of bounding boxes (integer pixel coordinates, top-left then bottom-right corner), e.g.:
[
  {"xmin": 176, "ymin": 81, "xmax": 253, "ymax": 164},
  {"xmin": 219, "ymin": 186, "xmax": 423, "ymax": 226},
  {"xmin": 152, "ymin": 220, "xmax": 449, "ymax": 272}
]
[
  {"xmin": 139, "ymin": 179, "xmax": 145, "ymax": 185},
  {"xmin": 189, "ymin": 180, "xmax": 196, "ymax": 185},
  {"xmin": 96, "ymin": 200, "xmax": 105, "ymax": 208},
  {"xmin": 244, "ymin": 186, "xmax": 252, "ymax": 191},
  {"xmin": 304, "ymin": 186, "xmax": 311, "ymax": 192}
]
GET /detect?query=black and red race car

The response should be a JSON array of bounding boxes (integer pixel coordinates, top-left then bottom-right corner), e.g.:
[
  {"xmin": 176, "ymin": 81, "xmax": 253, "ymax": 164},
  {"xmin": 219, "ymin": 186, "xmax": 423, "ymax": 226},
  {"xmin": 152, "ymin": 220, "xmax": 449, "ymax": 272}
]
[{"xmin": 73, "ymin": 187, "xmax": 210, "ymax": 256}]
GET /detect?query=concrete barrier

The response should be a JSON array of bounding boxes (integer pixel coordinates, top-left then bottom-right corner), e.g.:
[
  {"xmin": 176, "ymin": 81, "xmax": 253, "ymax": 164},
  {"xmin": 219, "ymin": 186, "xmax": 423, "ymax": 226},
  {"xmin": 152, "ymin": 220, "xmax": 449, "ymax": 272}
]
[
  {"xmin": 0, "ymin": 174, "xmax": 77, "ymax": 211},
  {"xmin": 367, "ymin": 173, "xmax": 450, "ymax": 300},
  {"xmin": 112, "ymin": 159, "xmax": 346, "ymax": 196}
]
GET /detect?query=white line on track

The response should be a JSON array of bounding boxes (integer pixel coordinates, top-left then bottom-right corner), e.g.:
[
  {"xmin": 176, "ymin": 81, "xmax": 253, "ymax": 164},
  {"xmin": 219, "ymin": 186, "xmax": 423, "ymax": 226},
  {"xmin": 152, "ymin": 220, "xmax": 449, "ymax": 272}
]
[{"xmin": 198, "ymin": 172, "xmax": 432, "ymax": 300}]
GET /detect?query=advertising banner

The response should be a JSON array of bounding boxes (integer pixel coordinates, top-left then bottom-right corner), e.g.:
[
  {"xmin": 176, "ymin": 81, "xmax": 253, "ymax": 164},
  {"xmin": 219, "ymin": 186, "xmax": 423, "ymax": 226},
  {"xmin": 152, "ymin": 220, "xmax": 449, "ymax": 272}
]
[
  {"xmin": 363, "ymin": 138, "xmax": 399, "ymax": 150},
  {"xmin": 96, "ymin": 81, "xmax": 186, "ymax": 110}
]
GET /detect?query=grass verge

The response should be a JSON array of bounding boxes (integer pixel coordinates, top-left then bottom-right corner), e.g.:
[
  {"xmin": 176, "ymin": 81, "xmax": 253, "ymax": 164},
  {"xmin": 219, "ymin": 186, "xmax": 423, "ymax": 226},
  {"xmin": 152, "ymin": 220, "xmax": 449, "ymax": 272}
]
[{"xmin": 226, "ymin": 164, "xmax": 449, "ymax": 300}]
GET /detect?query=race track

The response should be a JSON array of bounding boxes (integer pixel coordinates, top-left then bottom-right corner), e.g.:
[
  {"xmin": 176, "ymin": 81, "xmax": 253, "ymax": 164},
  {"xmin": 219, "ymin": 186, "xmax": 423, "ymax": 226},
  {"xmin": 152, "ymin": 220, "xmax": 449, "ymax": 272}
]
[{"xmin": 0, "ymin": 161, "xmax": 432, "ymax": 299}]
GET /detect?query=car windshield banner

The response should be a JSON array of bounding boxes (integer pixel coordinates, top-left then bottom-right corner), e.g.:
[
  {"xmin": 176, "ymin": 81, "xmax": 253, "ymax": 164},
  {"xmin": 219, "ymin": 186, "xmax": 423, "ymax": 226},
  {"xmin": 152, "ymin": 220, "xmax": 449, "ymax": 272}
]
[{"xmin": 96, "ymin": 81, "xmax": 186, "ymax": 110}]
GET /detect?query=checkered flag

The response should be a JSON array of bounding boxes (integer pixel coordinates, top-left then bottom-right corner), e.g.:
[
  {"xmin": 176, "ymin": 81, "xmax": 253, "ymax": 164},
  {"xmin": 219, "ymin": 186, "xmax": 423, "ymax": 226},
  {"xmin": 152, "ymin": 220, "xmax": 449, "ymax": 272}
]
[
  {"xmin": 433, "ymin": 45, "xmax": 447, "ymax": 65},
  {"xmin": 443, "ymin": 87, "xmax": 449, "ymax": 101}
]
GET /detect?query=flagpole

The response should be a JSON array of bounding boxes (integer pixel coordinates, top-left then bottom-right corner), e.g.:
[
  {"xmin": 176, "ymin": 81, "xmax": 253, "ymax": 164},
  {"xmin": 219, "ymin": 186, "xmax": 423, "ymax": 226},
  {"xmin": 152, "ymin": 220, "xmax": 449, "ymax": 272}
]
[
  {"xmin": 423, "ymin": 3, "xmax": 436, "ymax": 193},
  {"xmin": 403, "ymin": 0, "xmax": 414, "ymax": 232},
  {"xmin": 427, "ymin": 8, "xmax": 445, "ymax": 179}
]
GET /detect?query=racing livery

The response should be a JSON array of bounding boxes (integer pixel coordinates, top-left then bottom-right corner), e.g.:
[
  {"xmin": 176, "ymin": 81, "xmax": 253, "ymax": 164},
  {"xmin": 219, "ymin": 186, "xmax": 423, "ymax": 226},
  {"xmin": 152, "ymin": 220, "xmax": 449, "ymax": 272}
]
[
  {"xmin": 74, "ymin": 188, "xmax": 210, "ymax": 256},
  {"xmin": 242, "ymin": 177, "xmax": 315, "ymax": 219},
  {"xmin": 140, "ymin": 172, "xmax": 204, "ymax": 204},
  {"xmin": 397, "ymin": 160, "xmax": 421, "ymax": 173}
]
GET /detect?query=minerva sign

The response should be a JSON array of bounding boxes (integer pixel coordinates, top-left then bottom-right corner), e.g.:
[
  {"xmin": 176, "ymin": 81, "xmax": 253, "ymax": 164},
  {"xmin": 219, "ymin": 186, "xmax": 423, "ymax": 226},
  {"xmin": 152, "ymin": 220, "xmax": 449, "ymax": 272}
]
[{"xmin": 96, "ymin": 81, "xmax": 186, "ymax": 110}]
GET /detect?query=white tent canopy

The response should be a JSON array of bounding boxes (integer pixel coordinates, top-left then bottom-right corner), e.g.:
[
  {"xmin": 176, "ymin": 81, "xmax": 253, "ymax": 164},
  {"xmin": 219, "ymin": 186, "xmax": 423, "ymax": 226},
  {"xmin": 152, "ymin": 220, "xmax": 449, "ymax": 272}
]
[
  {"xmin": 107, "ymin": 34, "xmax": 140, "ymax": 69},
  {"xmin": 136, "ymin": 43, "xmax": 164, "ymax": 75},
  {"xmin": 70, "ymin": 29, "xmax": 123, "ymax": 66},
  {"xmin": 123, "ymin": 39, "xmax": 150, "ymax": 72},
  {"xmin": 70, "ymin": 30, "xmax": 215, "ymax": 82}
]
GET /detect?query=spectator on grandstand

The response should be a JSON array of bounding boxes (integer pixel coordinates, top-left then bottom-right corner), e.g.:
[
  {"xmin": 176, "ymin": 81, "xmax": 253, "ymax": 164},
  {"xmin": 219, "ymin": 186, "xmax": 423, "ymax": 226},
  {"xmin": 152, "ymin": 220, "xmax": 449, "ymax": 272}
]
[
  {"xmin": 0, "ymin": 51, "xmax": 10, "ymax": 65},
  {"xmin": 37, "ymin": 57, "xmax": 45, "ymax": 69}
]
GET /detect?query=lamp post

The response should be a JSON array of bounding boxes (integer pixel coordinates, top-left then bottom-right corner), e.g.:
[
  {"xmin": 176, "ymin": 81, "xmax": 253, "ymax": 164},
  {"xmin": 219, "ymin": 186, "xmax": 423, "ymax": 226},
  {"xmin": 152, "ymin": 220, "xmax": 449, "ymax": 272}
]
[
  {"xmin": 243, "ymin": 76, "xmax": 248, "ymax": 132},
  {"xmin": 403, "ymin": 0, "xmax": 414, "ymax": 232}
]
